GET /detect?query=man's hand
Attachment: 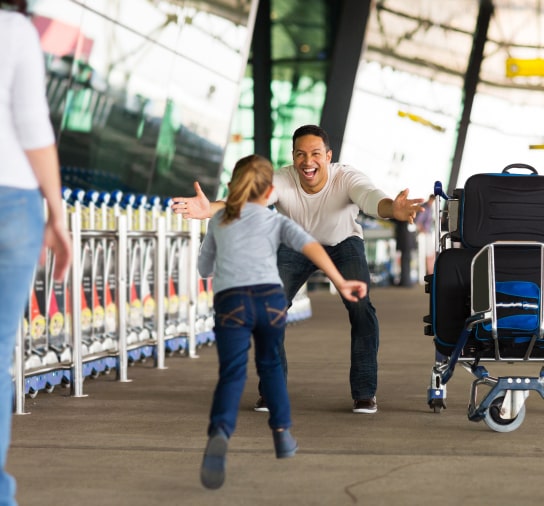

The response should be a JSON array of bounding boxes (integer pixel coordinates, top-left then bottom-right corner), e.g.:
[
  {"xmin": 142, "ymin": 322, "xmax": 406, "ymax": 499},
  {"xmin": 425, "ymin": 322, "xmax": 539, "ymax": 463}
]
[
  {"xmin": 171, "ymin": 181, "xmax": 211, "ymax": 219},
  {"xmin": 393, "ymin": 189, "xmax": 425, "ymax": 224}
]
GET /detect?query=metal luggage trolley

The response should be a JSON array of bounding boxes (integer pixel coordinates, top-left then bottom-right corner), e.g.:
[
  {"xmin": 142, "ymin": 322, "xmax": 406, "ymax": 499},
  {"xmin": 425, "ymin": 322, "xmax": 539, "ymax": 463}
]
[{"xmin": 425, "ymin": 164, "xmax": 544, "ymax": 432}]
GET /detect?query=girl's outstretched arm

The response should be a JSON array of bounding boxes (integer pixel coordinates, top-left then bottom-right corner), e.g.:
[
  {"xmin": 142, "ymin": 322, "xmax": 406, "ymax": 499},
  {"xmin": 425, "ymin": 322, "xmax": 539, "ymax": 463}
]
[{"xmin": 301, "ymin": 242, "xmax": 367, "ymax": 302}]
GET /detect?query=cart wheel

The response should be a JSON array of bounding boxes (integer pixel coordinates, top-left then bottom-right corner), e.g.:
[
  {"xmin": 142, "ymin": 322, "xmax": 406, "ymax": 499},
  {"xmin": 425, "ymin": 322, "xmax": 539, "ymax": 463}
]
[
  {"xmin": 483, "ymin": 395, "xmax": 525, "ymax": 432},
  {"xmin": 27, "ymin": 389, "xmax": 38, "ymax": 399},
  {"xmin": 45, "ymin": 384, "xmax": 55, "ymax": 394},
  {"xmin": 429, "ymin": 398, "xmax": 446, "ymax": 413}
]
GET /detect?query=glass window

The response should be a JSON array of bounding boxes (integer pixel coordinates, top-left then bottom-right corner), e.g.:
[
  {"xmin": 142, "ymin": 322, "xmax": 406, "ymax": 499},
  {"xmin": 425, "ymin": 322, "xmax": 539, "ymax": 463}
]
[{"xmin": 28, "ymin": 0, "xmax": 255, "ymax": 198}]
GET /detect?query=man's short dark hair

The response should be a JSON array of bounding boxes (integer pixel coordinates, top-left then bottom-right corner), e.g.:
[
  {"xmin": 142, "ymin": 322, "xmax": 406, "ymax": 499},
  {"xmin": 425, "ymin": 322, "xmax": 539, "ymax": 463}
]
[{"xmin": 292, "ymin": 125, "xmax": 330, "ymax": 151}]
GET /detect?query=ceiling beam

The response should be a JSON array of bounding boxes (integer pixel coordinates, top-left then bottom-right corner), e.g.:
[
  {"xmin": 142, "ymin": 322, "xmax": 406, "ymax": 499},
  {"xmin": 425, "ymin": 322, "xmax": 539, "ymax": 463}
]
[
  {"xmin": 447, "ymin": 0, "xmax": 494, "ymax": 195},
  {"xmin": 321, "ymin": 0, "xmax": 371, "ymax": 158}
]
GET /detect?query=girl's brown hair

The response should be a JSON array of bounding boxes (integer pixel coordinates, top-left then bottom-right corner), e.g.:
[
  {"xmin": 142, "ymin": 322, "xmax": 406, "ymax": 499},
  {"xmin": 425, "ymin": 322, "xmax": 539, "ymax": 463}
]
[{"xmin": 222, "ymin": 154, "xmax": 273, "ymax": 224}]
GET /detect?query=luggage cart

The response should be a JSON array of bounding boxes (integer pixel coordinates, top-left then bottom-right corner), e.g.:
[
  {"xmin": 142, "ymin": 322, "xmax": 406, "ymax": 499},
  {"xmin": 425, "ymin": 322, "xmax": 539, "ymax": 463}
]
[
  {"xmin": 425, "ymin": 164, "xmax": 544, "ymax": 432},
  {"xmin": 162, "ymin": 197, "xmax": 190, "ymax": 355}
]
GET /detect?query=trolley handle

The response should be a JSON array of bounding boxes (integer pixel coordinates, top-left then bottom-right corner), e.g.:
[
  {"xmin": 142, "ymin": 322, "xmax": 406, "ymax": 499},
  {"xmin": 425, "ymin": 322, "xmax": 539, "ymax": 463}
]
[
  {"xmin": 434, "ymin": 181, "xmax": 449, "ymax": 200},
  {"xmin": 502, "ymin": 163, "xmax": 538, "ymax": 174}
]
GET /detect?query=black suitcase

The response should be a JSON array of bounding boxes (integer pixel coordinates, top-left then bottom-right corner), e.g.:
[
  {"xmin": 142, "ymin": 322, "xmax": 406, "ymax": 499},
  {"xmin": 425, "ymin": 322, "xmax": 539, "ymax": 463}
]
[
  {"xmin": 432, "ymin": 245, "xmax": 544, "ymax": 358},
  {"xmin": 460, "ymin": 164, "xmax": 544, "ymax": 248}
]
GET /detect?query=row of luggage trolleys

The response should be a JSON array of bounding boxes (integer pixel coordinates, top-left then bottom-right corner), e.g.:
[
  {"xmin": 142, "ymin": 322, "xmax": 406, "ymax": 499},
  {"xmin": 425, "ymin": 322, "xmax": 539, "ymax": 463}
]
[
  {"xmin": 15, "ymin": 188, "xmax": 312, "ymax": 413},
  {"xmin": 424, "ymin": 164, "xmax": 544, "ymax": 432},
  {"xmin": 16, "ymin": 189, "xmax": 209, "ymax": 409}
]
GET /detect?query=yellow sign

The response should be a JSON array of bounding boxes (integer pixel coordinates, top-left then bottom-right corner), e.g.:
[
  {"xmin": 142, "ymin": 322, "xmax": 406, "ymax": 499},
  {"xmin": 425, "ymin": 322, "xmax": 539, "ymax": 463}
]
[
  {"xmin": 506, "ymin": 58, "xmax": 544, "ymax": 77},
  {"xmin": 397, "ymin": 110, "xmax": 445, "ymax": 133}
]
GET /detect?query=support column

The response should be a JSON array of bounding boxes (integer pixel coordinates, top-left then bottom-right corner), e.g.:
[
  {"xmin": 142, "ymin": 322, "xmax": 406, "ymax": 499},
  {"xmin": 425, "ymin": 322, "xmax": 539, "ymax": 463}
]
[
  {"xmin": 252, "ymin": 0, "xmax": 272, "ymax": 160},
  {"xmin": 320, "ymin": 0, "xmax": 371, "ymax": 158},
  {"xmin": 447, "ymin": 0, "xmax": 494, "ymax": 195}
]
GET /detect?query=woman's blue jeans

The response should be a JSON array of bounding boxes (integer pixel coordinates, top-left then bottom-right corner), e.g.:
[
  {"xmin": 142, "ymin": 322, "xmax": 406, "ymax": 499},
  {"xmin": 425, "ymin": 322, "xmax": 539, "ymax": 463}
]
[
  {"xmin": 0, "ymin": 188, "xmax": 44, "ymax": 506},
  {"xmin": 275, "ymin": 236, "xmax": 379, "ymax": 401},
  {"xmin": 208, "ymin": 284, "xmax": 291, "ymax": 438}
]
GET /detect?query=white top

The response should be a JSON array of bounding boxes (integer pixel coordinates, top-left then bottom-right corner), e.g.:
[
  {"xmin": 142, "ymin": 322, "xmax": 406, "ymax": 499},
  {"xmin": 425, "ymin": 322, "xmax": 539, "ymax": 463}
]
[
  {"xmin": 0, "ymin": 11, "xmax": 55, "ymax": 189},
  {"xmin": 268, "ymin": 163, "xmax": 388, "ymax": 246}
]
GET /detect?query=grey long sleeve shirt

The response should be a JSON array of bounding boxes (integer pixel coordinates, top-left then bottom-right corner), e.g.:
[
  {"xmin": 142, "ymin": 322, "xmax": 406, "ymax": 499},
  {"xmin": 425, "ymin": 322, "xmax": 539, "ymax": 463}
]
[{"xmin": 198, "ymin": 203, "xmax": 315, "ymax": 294}]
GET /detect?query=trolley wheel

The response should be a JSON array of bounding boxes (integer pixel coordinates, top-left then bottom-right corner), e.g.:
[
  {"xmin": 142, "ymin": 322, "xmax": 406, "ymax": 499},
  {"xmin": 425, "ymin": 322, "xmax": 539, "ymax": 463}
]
[
  {"xmin": 45, "ymin": 384, "xmax": 55, "ymax": 394},
  {"xmin": 429, "ymin": 398, "xmax": 446, "ymax": 413},
  {"xmin": 483, "ymin": 395, "xmax": 526, "ymax": 433},
  {"xmin": 27, "ymin": 389, "xmax": 38, "ymax": 399}
]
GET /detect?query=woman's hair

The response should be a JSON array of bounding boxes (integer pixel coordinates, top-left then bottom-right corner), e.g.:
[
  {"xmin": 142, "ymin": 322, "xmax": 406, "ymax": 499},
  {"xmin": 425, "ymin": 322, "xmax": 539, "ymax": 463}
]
[
  {"xmin": 222, "ymin": 154, "xmax": 273, "ymax": 224},
  {"xmin": 1, "ymin": 0, "xmax": 28, "ymax": 13}
]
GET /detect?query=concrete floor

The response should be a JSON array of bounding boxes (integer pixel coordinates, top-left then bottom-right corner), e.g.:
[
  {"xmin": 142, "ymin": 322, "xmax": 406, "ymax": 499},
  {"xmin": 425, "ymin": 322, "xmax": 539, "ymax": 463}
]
[{"xmin": 7, "ymin": 285, "xmax": 544, "ymax": 506}]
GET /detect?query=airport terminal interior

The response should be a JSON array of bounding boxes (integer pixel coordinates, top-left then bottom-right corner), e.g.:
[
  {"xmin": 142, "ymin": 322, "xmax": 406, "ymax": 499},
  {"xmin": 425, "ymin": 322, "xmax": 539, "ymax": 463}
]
[{"xmin": 5, "ymin": 0, "xmax": 544, "ymax": 504}]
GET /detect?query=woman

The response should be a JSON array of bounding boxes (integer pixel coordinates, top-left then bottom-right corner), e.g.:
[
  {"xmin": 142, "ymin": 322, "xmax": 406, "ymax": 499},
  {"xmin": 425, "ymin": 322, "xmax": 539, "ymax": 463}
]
[{"xmin": 0, "ymin": 2, "xmax": 72, "ymax": 503}]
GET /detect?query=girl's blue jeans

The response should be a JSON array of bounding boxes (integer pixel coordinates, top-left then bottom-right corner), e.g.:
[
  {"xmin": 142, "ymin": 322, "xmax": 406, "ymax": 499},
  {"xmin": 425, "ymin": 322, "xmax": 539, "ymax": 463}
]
[
  {"xmin": 276, "ymin": 236, "xmax": 379, "ymax": 400},
  {"xmin": 208, "ymin": 284, "xmax": 291, "ymax": 437},
  {"xmin": 0, "ymin": 188, "xmax": 44, "ymax": 506}
]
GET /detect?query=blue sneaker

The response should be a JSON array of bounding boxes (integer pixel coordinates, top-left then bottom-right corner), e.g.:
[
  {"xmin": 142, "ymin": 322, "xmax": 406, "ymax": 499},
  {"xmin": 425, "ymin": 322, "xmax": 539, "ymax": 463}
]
[
  {"xmin": 273, "ymin": 429, "xmax": 298, "ymax": 459},
  {"xmin": 200, "ymin": 429, "xmax": 228, "ymax": 489}
]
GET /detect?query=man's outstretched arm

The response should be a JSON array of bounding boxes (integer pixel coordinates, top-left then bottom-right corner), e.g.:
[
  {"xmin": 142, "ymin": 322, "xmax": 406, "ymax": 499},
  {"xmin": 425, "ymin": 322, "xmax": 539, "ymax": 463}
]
[{"xmin": 171, "ymin": 181, "xmax": 225, "ymax": 219}]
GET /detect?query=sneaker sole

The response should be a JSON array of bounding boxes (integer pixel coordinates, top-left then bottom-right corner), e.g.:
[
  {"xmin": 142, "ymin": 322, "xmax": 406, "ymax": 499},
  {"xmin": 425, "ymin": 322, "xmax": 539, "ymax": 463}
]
[
  {"xmin": 254, "ymin": 406, "xmax": 269, "ymax": 412},
  {"xmin": 274, "ymin": 431, "xmax": 299, "ymax": 458},
  {"xmin": 352, "ymin": 408, "xmax": 378, "ymax": 414},
  {"xmin": 200, "ymin": 434, "xmax": 228, "ymax": 489},
  {"xmin": 276, "ymin": 444, "xmax": 298, "ymax": 459}
]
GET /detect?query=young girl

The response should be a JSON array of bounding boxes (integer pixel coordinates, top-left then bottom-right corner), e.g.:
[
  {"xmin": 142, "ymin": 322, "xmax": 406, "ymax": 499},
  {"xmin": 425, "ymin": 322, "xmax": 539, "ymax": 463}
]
[{"xmin": 197, "ymin": 154, "xmax": 367, "ymax": 489}]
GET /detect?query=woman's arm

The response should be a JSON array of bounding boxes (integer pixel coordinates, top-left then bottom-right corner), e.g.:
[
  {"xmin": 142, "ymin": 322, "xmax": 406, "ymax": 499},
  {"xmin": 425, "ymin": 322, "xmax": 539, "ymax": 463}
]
[{"xmin": 25, "ymin": 145, "xmax": 72, "ymax": 281}]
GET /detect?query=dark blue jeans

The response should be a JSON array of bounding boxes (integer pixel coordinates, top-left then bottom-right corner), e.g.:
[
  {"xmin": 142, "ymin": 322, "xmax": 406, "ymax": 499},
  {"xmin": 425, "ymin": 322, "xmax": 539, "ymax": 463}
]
[
  {"xmin": 209, "ymin": 284, "xmax": 291, "ymax": 438},
  {"xmin": 271, "ymin": 236, "xmax": 379, "ymax": 400}
]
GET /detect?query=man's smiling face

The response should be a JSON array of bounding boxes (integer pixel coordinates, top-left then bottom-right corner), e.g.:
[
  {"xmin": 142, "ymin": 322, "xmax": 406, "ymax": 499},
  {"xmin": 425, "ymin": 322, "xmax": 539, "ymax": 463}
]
[{"xmin": 292, "ymin": 134, "xmax": 332, "ymax": 194}]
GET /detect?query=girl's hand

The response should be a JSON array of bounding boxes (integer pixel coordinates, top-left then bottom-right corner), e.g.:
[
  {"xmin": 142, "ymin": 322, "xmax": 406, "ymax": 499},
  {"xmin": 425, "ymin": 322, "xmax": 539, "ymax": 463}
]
[{"xmin": 337, "ymin": 280, "xmax": 368, "ymax": 302}]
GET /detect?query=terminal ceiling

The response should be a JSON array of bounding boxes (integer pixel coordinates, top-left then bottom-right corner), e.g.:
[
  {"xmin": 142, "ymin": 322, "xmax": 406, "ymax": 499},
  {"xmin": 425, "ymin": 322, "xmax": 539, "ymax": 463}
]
[
  {"xmin": 182, "ymin": 0, "xmax": 544, "ymax": 106},
  {"xmin": 364, "ymin": 0, "xmax": 544, "ymax": 106}
]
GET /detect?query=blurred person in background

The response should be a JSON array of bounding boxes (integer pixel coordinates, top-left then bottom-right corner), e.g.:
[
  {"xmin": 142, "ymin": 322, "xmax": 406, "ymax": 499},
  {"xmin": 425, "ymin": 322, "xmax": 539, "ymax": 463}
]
[{"xmin": 415, "ymin": 194, "xmax": 436, "ymax": 275}]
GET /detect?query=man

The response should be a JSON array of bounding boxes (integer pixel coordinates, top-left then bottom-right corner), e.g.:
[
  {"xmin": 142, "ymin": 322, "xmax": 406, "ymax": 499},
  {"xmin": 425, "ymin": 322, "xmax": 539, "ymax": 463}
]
[{"xmin": 172, "ymin": 124, "xmax": 423, "ymax": 414}]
